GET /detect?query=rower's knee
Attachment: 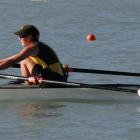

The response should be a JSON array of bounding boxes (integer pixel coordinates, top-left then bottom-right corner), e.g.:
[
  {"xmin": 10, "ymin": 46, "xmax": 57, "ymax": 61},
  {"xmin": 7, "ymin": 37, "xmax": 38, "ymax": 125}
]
[
  {"xmin": 20, "ymin": 58, "xmax": 36, "ymax": 75},
  {"xmin": 20, "ymin": 58, "xmax": 29, "ymax": 66},
  {"xmin": 20, "ymin": 57, "xmax": 34, "ymax": 66}
]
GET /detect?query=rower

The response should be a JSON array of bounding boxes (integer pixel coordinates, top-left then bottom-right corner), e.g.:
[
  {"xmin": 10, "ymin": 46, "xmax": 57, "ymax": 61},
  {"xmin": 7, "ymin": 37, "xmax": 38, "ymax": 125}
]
[{"xmin": 0, "ymin": 25, "xmax": 68, "ymax": 84}]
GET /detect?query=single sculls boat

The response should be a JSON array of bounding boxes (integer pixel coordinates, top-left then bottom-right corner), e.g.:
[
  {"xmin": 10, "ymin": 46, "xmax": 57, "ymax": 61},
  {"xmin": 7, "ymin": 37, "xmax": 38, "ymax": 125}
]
[
  {"xmin": 0, "ymin": 66, "xmax": 140, "ymax": 101},
  {"xmin": 0, "ymin": 83, "xmax": 139, "ymax": 101}
]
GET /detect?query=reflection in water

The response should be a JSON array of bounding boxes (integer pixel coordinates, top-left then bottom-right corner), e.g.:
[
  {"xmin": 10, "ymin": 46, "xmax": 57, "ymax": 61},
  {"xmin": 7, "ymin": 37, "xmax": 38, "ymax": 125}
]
[
  {"xmin": 17, "ymin": 101, "xmax": 67, "ymax": 118},
  {"xmin": 4, "ymin": 101, "xmax": 66, "ymax": 118}
]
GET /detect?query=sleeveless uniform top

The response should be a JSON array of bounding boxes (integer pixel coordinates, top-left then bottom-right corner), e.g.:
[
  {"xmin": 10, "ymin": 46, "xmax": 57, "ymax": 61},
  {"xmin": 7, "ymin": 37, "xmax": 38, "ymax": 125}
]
[{"xmin": 30, "ymin": 42, "xmax": 67, "ymax": 80}]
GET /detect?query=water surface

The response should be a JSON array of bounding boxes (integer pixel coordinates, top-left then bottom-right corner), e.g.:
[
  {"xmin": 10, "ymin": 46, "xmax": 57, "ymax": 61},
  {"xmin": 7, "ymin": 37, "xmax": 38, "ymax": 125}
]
[{"xmin": 0, "ymin": 0, "xmax": 140, "ymax": 139}]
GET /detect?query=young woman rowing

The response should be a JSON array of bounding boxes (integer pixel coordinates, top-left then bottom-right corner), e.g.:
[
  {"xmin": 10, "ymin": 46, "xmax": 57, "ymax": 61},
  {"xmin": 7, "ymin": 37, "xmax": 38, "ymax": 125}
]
[{"xmin": 0, "ymin": 25, "xmax": 67, "ymax": 84}]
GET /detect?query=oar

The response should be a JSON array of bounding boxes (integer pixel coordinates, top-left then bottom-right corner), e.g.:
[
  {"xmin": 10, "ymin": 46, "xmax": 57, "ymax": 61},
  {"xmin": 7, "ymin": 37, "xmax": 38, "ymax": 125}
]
[
  {"xmin": 67, "ymin": 67, "xmax": 140, "ymax": 77},
  {"xmin": 0, "ymin": 73, "xmax": 139, "ymax": 93},
  {"xmin": 0, "ymin": 73, "xmax": 92, "ymax": 87},
  {"xmin": 0, "ymin": 73, "xmax": 79, "ymax": 86},
  {"xmin": 11, "ymin": 64, "xmax": 140, "ymax": 77},
  {"xmin": 0, "ymin": 73, "xmax": 121, "ymax": 87}
]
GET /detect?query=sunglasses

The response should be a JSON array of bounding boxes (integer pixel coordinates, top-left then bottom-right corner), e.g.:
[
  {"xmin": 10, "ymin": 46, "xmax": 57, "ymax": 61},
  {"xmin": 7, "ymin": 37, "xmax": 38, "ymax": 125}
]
[{"xmin": 19, "ymin": 34, "xmax": 29, "ymax": 38}]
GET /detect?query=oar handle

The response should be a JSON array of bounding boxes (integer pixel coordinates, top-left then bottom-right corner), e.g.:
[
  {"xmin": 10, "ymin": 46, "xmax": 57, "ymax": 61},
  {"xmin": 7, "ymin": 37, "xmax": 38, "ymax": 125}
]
[{"xmin": 12, "ymin": 64, "xmax": 20, "ymax": 68}]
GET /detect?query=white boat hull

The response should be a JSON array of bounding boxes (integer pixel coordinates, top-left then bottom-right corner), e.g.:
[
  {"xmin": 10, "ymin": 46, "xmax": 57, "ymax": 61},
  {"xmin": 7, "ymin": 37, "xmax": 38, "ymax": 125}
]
[{"xmin": 0, "ymin": 84, "xmax": 139, "ymax": 101}]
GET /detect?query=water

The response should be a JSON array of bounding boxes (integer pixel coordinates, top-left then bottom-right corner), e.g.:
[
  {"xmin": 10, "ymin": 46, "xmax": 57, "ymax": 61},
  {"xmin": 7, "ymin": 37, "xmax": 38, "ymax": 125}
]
[{"xmin": 0, "ymin": 0, "xmax": 140, "ymax": 139}]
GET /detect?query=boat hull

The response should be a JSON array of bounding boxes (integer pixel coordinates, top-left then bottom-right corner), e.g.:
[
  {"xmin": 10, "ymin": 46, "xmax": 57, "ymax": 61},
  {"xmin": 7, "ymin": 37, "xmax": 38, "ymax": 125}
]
[{"xmin": 0, "ymin": 84, "xmax": 139, "ymax": 101}]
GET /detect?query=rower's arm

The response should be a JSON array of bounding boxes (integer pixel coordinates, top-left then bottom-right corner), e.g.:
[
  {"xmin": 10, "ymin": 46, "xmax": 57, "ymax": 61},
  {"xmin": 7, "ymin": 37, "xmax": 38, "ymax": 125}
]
[{"xmin": 0, "ymin": 46, "xmax": 39, "ymax": 70}]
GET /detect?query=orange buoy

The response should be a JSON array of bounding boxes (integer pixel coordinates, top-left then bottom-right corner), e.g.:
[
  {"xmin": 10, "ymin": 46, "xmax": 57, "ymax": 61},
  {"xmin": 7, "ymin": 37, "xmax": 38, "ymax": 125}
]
[{"xmin": 86, "ymin": 34, "xmax": 96, "ymax": 42}]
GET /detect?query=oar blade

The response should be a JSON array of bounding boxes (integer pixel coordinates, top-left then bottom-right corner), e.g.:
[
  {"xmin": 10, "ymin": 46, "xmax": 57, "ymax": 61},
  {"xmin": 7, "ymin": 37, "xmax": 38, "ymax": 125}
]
[{"xmin": 137, "ymin": 89, "xmax": 140, "ymax": 96}]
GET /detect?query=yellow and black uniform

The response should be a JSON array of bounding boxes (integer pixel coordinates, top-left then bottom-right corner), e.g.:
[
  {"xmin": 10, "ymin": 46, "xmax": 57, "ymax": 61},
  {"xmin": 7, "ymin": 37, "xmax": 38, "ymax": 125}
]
[{"xmin": 31, "ymin": 42, "xmax": 67, "ymax": 81}]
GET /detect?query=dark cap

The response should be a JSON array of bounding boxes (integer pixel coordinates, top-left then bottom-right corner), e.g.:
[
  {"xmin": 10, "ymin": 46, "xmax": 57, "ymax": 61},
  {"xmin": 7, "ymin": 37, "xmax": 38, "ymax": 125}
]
[{"xmin": 14, "ymin": 25, "xmax": 40, "ymax": 38}]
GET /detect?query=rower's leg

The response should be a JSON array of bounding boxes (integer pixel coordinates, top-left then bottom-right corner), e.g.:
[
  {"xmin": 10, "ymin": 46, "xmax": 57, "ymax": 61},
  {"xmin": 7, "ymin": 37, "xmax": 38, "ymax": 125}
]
[{"xmin": 20, "ymin": 57, "xmax": 36, "ymax": 77}]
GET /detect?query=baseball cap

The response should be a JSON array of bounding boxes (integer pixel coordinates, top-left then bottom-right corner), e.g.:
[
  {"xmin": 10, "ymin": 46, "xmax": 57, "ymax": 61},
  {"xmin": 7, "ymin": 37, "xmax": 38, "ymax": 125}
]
[{"xmin": 14, "ymin": 25, "xmax": 40, "ymax": 38}]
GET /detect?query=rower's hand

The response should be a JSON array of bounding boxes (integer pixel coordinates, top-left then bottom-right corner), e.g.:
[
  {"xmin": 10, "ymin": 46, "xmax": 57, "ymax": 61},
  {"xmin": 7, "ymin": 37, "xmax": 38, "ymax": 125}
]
[{"xmin": 28, "ymin": 76, "xmax": 43, "ymax": 84}]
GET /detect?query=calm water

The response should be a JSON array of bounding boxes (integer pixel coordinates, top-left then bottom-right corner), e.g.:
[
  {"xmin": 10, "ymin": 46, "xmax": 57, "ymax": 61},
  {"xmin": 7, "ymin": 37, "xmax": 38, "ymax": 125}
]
[{"xmin": 0, "ymin": 0, "xmax": 140, "ymax": 139}]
